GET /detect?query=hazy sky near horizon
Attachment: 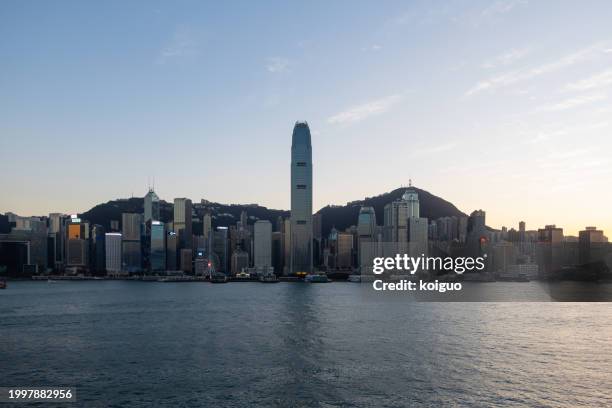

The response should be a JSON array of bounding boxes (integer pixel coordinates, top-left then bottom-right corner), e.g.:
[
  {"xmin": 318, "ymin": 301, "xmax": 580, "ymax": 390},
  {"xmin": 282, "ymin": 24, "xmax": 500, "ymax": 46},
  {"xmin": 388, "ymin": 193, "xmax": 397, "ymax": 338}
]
[{"xmin": 1, "ymin": 0, "xmax": 612, "ymax": 235}]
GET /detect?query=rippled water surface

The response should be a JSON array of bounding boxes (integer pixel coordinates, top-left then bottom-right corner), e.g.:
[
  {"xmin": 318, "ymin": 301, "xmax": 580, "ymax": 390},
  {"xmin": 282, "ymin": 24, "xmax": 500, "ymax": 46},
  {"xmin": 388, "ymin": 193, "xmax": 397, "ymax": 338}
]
[{"xmin": 1, "ymin": 281, "xmax": 612, "ymax": 407}]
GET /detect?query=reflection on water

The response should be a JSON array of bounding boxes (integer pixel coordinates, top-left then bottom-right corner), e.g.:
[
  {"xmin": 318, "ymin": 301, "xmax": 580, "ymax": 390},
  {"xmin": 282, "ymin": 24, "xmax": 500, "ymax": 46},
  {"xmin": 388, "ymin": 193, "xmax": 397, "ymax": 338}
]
[{"xmin": 1, "ymin": 281, "xmax": 612, "ymax": 407}]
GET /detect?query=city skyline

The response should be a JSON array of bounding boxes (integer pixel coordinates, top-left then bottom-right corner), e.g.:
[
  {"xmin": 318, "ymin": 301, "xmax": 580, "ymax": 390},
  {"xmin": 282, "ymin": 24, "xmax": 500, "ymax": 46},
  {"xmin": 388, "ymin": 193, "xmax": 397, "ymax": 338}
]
[
  {"xmin": 1, "ymin": 180, "xmax": 607, "ymax": 238},
  {"xmin": 2, "ymin": 1, "xmax": 612, "ymax": 236},
  {"xmin": 1, "ymin": 121, "xmax": 609, "ymax": 282}
]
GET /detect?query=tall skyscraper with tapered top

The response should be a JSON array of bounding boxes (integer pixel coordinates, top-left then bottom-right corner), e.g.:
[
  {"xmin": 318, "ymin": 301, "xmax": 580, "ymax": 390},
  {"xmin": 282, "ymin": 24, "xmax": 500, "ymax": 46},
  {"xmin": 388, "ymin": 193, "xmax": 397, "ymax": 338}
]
[
  {"xmin": 144, "ymin": 188, "xmax": 160, "ymax": 223},
  {"xmin": 290, "ymin": 121, "xmax": 313, "ymax": 274}
]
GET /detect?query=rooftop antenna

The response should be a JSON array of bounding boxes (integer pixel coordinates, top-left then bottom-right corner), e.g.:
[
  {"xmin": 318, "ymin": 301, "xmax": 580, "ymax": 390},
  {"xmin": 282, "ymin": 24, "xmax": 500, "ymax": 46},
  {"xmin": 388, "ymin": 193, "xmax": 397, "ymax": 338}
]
[{"xmin": 409, "ymin": 178, "xmax": 412, "ymax": 187}]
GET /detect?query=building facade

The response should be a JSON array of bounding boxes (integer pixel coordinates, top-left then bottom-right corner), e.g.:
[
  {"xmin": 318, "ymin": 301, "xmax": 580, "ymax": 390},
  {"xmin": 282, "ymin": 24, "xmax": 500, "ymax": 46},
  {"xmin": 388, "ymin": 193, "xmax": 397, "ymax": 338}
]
[
  {"xmin": 254, "ymin": 220, "xmax": 272, "ymax": 269},
  {"xmin": 150, "ymin": 221, "xmax": 166, "ymax": 272},
  {"xmin": 173, "ymin": 198, "xmax": 193, "ymax": 249},
  {"xmin": 105, "ymin": 233, "xmax": 122, "ymax": 275},
  {"xmin": 144, "ymin": 188, "xmax": 160, "ymax": 223}
]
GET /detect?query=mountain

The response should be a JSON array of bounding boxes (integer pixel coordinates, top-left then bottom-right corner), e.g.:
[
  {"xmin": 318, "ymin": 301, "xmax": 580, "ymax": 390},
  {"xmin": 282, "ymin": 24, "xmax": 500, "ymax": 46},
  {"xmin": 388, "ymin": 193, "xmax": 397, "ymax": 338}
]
[
  {"xmin": 80, "ymin": 198, "xmax": 289, "ymax": 234},
  {"xmin": 79, "ymin": 187, "xmax": 465, "ymax": 236},
  {"xmin": 317, "ymin": 187, "xmax": 465, "ymax": 237}
]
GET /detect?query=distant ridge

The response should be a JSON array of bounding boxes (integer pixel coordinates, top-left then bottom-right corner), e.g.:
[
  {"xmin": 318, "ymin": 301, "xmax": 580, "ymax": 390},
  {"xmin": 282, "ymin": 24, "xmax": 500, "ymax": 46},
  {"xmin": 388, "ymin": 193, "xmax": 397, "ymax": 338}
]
[
  {"xmin": 79, "ymin": 187, "xmax": 464, "ymax": 237},
  {"xmin": 316, "ymin": 187, "xmax": 465, "ymax": 237}
]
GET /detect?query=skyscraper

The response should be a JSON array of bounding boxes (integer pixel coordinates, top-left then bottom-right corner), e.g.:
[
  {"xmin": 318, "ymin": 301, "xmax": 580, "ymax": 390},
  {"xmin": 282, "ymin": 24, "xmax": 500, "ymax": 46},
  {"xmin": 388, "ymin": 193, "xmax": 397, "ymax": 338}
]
[
  {"xmin": 357, "ymin": 206, "xmax": 377, "ymax": 272},
  {"xmin": 48, "ymin": 213, "xmax": 66, "ymax": 269},
  {"xmin": 336, "ymin": 232, "xmax": 353, "ymax": 270},
  {"xmin": 121, "ymin": 213, "xmax": 142, "ymax": 273},
  {"xmin": 312, "ymin": 212, "xmax": 323, "ymax": 267},
  {"xmin": 213, "ymin": 227, "xmax": 229, "ymax": 274},
  {"xmin": 166, "ymin": 231, "xmax": 178, "ymax": 270},
  {"xmin": 403, "ymin": 187, "xmax": 420, "ymax": 218},
  {"xmin": 144, "ymin": 188, "xmax": 160, "ymax": 223},
  {"xmin": 202, "ymin": 213, "xmax": 212, "ymax": 241},
  {"xmin": 239, "ymin": 210, "xmax": 247, "ymax": 231},
  {"xmin": 283, "ymin": 218, "xmax": 291, "ymax": 275},
  {"xmin": 402, "ymin": 187, "xmax": 428, "ymax": 258},
  {"xmin": 91, "ymin": 224, "xmax": 106, "ymax": 274},
  {"xmin": 122, "ymin": 213, "xmax": 141, "ymax": 241},
  {"xmin": 357, "ymin": 206, "xmax": 377, "ymax": 239},
  {"xmin": 536, "ymin": 224, "xmax": 564, "ymax": 277},
  {"xmin": 180, "ymin": 248, "xmax": 192, "ymax": 273},
  {"xmin": 254, "ymin": 220, "xmax": 272, "ymax": 269},
  {"xmin": 105, "ymin": 232, "xmax": 122, "ymax": 275},
  {"xmin": 578, "ymin": 226, "xmax": 608, "ymax": 264},
  {"xmin": 272, "ymin": 231, "xmax": 283, "ymax": 274},
  {"xmin": 290, "ymin": 121, "xmax": 313, "ymax": 275},
  {"xmin": 313, "ymin": 213, "xmax": 322, "ymax": 240},
  {"xmin": 66, "ymin": 216, "xmax": 88, "ymax": 272},
  {"xmin": 150, "ymin": 221, "xmax": 166, "ymax": 272},
  {"xmin": 173, "ymin": 198, "xmax": 193, "ymax": 249},
  {"xmin": 231, "ymin": 249, "xmax": 249, "ymax": 275},
  {"xmin": 48, "ymin": 213, "xmax": 62, "ymax": 234},
  {"xmin": 468, "ymin": 210, "xmax": 486, "ymax": 235},
  {"xmin": 383, "ymin": 198, "xmax": 409, "ymax": 243},
  {"xmin": 408, "ymin": 217, "xmax": 428, "ymax": 256},
  {"xmin": 383, "ymin": 186, "xmax": 428, "ymax": 264}
]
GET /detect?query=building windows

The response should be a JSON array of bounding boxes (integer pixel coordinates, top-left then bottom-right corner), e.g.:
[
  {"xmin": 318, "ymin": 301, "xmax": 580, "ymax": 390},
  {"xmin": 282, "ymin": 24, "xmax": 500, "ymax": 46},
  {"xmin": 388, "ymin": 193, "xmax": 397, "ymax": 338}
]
[
  {"xmin": 296, "ymin": 184, "xmax": 307, "ymax": 189},
  {"xmin": 297, "ymin": 220, "xmax": 307, "ymax": 225},
  {"xmin": 296, "ymin": 162, "xmax": 307, "ymax": 167}
]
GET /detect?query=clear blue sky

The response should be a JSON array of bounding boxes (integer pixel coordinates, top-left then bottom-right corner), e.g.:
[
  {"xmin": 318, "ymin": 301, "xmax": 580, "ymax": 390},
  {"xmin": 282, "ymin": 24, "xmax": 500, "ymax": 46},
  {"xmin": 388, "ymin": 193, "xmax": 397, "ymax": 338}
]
[{"xmin": 1, "ymin": 0, "xmax": 612, "ymax": 235}]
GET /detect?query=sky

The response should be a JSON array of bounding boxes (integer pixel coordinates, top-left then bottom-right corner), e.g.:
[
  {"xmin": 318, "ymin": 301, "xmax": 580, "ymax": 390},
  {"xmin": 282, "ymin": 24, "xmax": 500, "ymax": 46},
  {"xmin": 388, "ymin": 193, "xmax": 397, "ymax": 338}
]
[{"xmin": 1, "ymin": 0, "xmax": 611, "ymax": 236}]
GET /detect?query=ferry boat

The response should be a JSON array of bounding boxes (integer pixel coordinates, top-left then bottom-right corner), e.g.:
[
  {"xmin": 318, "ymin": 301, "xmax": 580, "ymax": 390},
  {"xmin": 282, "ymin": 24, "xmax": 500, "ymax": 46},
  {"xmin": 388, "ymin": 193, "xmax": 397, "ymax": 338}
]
[
  {"xmin": 157, "ymin": 277, "xmax": 191, "ymax": 282},
  {"xmin": 210, "ymin": 273, "xmax": 228, "ymax": 283},
  {"xmin": 0, "ymin": 280, "xmax": 6, "ymax": 289},
  {"xmin": 235, "ymin": 271, "xmax": 251, "ymax": 280},
  {"xmin": 305, "ymin": 274, "xmax": 329, "ymax": 283},
  {"xmin": 347, "ymin": 275, "xmax": 361, "ymax": 283},
  {"xmin": 259, "ymin": 274, "xmax": 279, "ymax": 283}
]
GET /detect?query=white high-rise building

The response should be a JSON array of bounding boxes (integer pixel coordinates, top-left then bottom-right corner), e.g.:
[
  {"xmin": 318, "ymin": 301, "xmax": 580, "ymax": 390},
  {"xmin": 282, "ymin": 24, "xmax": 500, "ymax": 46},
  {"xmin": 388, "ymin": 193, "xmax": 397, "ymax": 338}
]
[
  {"xmin": 403, "ymin": 187, "xmax": 420, "ymax": 218},
  {"xmin": 383, "ymin": 185, "xmax": 428, "ymax": 263},
  {"xmin": 254, "ymin": 220, "xmax": 272, "ymax": 269},
  {"xmin": 290, "ymin": 121, "xmax": 313, "ymax": 275},
  {"xmin": 48, "ymin": 213, "xmax": 63, "ymax": 234},
  {"xmin": 384, "ymin": 185, "xmax": 422, "ymax": 242},
  {"xmin": 144, "ymin": 188, "xmax": 160, "ymax": 223}
]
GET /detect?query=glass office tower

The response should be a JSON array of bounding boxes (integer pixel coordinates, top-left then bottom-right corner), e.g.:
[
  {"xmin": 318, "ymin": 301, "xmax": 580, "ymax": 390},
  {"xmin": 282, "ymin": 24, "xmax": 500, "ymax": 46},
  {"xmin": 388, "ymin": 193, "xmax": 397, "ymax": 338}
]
[
  {"xmin": 290, "ymin": 122, "xmax": 313, "ymax": 274},
  {"xmin": 150, "ymin": 221, "xmax": 166, "ymax": 272}
]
